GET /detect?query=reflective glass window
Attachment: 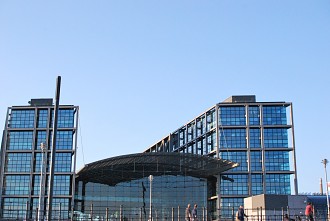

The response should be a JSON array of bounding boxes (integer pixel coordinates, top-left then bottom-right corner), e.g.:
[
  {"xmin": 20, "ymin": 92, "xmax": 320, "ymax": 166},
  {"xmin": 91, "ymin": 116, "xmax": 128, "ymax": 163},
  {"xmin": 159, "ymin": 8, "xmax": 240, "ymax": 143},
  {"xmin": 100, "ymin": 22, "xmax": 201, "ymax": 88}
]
[
  {"xmin": 51, "ymin": 109, "xmax": 75, "ymax": 128},
  {"xmin": 49, "ymin": 131, "xmax": 73, "ymax": 150},
  {"xmin": 187, "ymin": 123, "xmax": 195, "ymax": 142},
  {"xmin": 5, "ymin": 153, "xmax": 32, "ymax": 172},
  {"xmin": 263, "ymin": 106, "xmax": 287, "ymax": 125},
  {"xmin": 264, "ymin": 128, "xmax": 288, "ymax": 148},
  {"xmin": 220, "ymin": 174, "xmax": 248, "ymax": 195},
  {"xmin": 206, "ymin": 109, "xmax": 216, "ymax": 131},
  {"xmin": 206, "ymin": 131, "xmax": 216, "ymax": 153},
  {"xmin": 4, "ymin": 175, "xmax": 30, "ymax": 195},
  {"xmin": 9, "ymin": 110, "xmax": 35, "ymax": 128},
  {"xmin": 76, "ymin": 175, "xmax": 207, "ymax": 220},
  {"xmin": 221, "ymin": 198, "xmax": 244, "ymax": 218},
  {"xmin": 53, "ymin": 175, "xmax": 71, "ymax": 195},
  {"xmin": 265, "ymin": 174, "xmax": 291, "ymax": 194},
  {"xmin": 8, "ymin": 131, "xmax": 33, "ymax": 150},
  {"xmin": 52, "ymin": 198, "xmax": 70, "ymax": 219},
  {"xmin": 265, "ymin": 151, "xmax": 290, "ymax": 171},
  {"xmin": 197, "ymin": 138, "xmax": 205, "ymax": 155},
  {"xmin": 34, "ymin": 153, "xmax": 48, "ymax": 172},
  {"xmin": 34, "ymin": 153, "xmax": 42, "ymax": 172},
  {"xmin": 31, "ymin": 198, "xmax": 41, "ymax": 219},
  {"xmin": 171, "ymin": 132, "xmax": 179, "ymax": 151},
  {"xmin": 179, "ymin": 128, "xmax": 186, "ymax": 146},
  {"xmin": 186, "ymin": 143, "xmax": 194, "ymax": 154},
  {"xmin": 55, "ymin": 153, "xmax": 72, "ymax": 172},
  {"xmin": 196, "ymin": 117, "xmax": 205, "ymax": 137},
  {"xmin": 35, "ymin": 131, "xmax": 47, "ymax": 150},
  {"xmin": 37, "ymin": 109, "xmax": 48, "ymax": 128},
  {"xmin": 33, "ymin": 175, "xmax": 41, "ymax": 195},
  {"xmin": 250, "ymin": 151, "xmax": 262, "ymax": 171},
  {"xmin": 220, "ymin": 129, "xmax": 246, "ymax": 148},
  {"xmin": 219, "ymin": 107, "xmax": 246, "ymax": 126},
  {"xmin": 248, "ymin": 106, "xmax": 260, "ymax": 125},
  {"xmin": 220, "ymin": 152, "xmax": 247, "ymax": 171},
  {"xmin": 251, "ymin": 174, "xmax": 263, "ymax": 195},
  {"xmin": 249, "ymin": 128, "xmax": 261, "ymax": 148},
  {"xmin": 2, "ymin": 198, "xmax": 28, "ymax": 219}
]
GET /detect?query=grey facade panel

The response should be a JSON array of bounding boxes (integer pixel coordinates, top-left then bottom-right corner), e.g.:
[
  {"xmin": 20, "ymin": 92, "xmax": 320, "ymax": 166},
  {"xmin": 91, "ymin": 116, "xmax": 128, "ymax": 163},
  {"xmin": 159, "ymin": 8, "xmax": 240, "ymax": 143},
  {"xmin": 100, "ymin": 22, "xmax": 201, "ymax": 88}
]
[{"xmin": 223, "ymin": 95, "xmax": 256, "ymax": 103}]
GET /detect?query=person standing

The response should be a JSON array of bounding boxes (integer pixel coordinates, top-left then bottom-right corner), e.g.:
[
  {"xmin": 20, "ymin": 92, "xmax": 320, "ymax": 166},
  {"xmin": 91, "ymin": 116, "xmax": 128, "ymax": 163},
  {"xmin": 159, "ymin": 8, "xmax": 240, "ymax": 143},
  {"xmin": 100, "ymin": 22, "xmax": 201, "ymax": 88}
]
[
  {"xmin": 192, "ymin": 204, "xmax": 198, "ymax": 221},
  {"xmin": 305, "ymin": 202, "xmax": 314, "ymax": 221},
  {"xmin": 237, "ymin": 205, "xmax": 248, "ymax": 221},
  {"xmin": 284, "ymin": 214, "xmax": 295, "ymax": 221},
  {"xmin": 185, "ymin": 204, "xmax": 192, "ymax": 221}
]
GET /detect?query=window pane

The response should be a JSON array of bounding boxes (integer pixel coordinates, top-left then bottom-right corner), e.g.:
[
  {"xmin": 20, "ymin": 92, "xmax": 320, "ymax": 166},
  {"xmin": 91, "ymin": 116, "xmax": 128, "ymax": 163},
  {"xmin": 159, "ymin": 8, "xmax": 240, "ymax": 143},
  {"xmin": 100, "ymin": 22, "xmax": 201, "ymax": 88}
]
[
  {"xmin": 250, "ymin": 151, "xmax": 262, "ymax": 171},
  {"xmin": 265, "ymin": 151, "xmax": 290, "ymax": 171},
  {"xmin": 4, "ymin": 175, "xmax": 30, "ymax": 195},
  {"xmin": 219, "ymin": 107, "xmax": 246, "ymax": 126},
  {"xmin": 37, "ymin": 109, "xmax": 48, "ymax": 128},
  {"xmin": 220, "ymin": 174, "xmax": 248, "ymax": 195},
  {"xmin": 249, "ymin": 128, "xmax": 261, "ymax": 148},
  {"xmin": 5, "ymin": 153, "xmax": 31, "ymax": 172},
  {"xmin": 251, "ymin": 174, "xmax": 263, "ymax": 195},
  {"xmin": 264, "ymin": 128, "xmax": 288, "ymax": 148},
  {"xmin": 265, "ymin": 174, "xmax": 291, "ymax": 194},
  {"xmin": 220, "ymin": 129, "xmax": 246, "ymax": 148},
  {"xmin": 220, "ymin": 152, "xmax": 247, "ymax": 171},
  {"xmin": 9, "ymin": 110, "xmax": 35, "ymax": 128},
  {"xmin": 249, "ymin": 106, "xmax": 260, "ymax": 125},
  {"xmin": 51, "ymin": 109, "xmax": 75, "ymax": 128},
  {"xmin": 263, "ymin": 106, "xmax": 287, "ymax": 125},
  {"xmin": 8, "ymin": 131, "xmax": 33, "ymax": 150}
]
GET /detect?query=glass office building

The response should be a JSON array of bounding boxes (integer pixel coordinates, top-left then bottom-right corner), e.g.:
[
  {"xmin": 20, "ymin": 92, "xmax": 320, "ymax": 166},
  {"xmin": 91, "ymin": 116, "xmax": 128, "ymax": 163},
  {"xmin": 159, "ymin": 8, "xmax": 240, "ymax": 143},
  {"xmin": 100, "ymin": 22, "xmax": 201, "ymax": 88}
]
[
  {"xmin": 0, "ymin": 95, "xmax": 297, "ymax": 220},
  {"xmin": 145, "ymin": 95, "xmax": 298, "ymax": 218},
  {"xmin": 0, "ymin": 99, "xmax": 79, "ymax": 220}
]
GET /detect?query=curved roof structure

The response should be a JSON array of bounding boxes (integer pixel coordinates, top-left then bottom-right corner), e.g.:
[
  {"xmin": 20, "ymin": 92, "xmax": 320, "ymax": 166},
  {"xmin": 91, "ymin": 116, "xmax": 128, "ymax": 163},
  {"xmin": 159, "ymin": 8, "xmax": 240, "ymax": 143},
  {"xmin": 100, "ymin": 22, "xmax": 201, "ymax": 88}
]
[{"xmin": 76, "ymin": 152, "xmax": 239, "ymax": 186}]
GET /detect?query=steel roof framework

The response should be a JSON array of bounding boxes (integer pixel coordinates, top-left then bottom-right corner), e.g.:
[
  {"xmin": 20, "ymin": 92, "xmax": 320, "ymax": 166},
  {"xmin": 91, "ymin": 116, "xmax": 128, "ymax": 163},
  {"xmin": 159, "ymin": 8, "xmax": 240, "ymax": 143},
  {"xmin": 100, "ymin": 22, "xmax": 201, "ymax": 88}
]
[{"xmin": 76, "ymin": 152, "xmax": 238, "ymax": 186}]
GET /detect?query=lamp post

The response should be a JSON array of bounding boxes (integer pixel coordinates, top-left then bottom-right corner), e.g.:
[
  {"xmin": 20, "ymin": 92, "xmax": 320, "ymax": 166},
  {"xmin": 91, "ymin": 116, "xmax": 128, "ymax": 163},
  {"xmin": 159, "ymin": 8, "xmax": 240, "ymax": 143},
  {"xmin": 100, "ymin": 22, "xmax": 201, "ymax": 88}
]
[
  {"xmin": 38, "ymin": 143, "xmax": 47, "ymax": 221},
  {"xmin": 322, "ymin": 159, "xmax": 330, "ymax": 221},
  {"xmin": 149, "ymin": 175, "xmax": 153, "ymax": 221}
]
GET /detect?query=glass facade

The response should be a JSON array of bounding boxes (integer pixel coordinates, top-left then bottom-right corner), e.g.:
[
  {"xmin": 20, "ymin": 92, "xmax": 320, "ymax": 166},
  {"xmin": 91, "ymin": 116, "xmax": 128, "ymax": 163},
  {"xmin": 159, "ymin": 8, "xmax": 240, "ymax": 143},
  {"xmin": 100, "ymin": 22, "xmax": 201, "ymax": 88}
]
[
  {"xmin": 146, "ymin": 96, "xmax": 297, "ymax": 219},
  {"xmin": 0, "ymin": 101, "xmax": 78, "ymax": 220},
  {"xmin": 75, "ymin": 175, "xmax": 207, "ymax": 220},
  {"xmin": 0, "ymin": 95, "xmax": 296, "ymax": 220}
]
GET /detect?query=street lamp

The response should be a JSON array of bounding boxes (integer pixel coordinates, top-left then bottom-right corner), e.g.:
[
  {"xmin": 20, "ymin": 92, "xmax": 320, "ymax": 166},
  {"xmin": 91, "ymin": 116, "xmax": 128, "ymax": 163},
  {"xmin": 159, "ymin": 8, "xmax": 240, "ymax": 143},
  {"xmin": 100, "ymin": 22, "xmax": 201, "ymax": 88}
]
[
  {"xmin": 149, "ymin": 175, "xmax": 153, "ymax": 221},
  {"xmin": 322, "ymin": 159, "xmax": 330, "ymax": 221},
  {"xmin": 38, "ymin": 143, "xmax": 47, "ymax": 221}
]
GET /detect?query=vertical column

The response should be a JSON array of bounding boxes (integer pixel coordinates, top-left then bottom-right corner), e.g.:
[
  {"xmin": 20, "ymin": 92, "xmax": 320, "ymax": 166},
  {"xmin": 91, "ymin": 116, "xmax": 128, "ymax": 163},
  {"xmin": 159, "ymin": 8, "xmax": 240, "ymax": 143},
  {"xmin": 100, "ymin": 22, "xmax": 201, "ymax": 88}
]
[
  {"xmin": 259, "ymin": 105, "xmax": 266, "ymax": 194},
  {"xmin": 71, "ymin": 106, "xmax": 79, "ymax": 211},
  {"xmin": 246, "ymin": 105, "xmax": 252, "ymax": 196},
  {"xmin": 215, "ymin": 105, "xmax": 220, "ymax": 159},
  {"xmin": 0, "ymin": 107, "xmax": 11, "ymax": 216},
  {"xmin": 215, "ymin": 105, "xmax": 221, "ymax": 221},
  {"xmin": 289, "ymin": 103, "xmax": 298, "ymax": 195},
  {"xmin": 149, "ymin": 175, "xmax": 153, "ymax": 221},
  {"xmin": 47, "ymin": 76, "xmax": 61, "ymax": 220},
  {"xmin": 217, "ymin": 175, "xmax": 221, "ymax": 221}
]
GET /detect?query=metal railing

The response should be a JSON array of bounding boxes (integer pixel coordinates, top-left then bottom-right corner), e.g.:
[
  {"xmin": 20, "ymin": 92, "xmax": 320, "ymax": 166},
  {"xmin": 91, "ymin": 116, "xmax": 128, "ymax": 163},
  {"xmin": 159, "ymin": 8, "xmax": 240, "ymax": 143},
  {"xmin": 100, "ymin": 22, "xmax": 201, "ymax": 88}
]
[{"xmin": 0, "ymin": 205, "xmax": 328, "ymax": 221}]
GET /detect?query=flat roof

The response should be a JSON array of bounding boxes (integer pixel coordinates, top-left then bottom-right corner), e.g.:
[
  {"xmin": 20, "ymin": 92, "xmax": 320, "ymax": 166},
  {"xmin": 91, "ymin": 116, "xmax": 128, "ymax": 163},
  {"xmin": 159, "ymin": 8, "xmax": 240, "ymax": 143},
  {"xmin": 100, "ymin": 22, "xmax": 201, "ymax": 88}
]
[{"xmin": 76, "ymin": 152, "xmax": 239, "ymax": 186}]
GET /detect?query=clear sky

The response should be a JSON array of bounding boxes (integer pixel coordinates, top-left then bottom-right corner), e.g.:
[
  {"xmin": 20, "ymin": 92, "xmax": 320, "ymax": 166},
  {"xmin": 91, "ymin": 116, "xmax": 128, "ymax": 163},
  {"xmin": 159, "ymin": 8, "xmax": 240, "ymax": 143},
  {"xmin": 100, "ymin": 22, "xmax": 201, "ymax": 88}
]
[{"xmin": 1, "ymin": 0, "xmax": 329, "ymax": 194}]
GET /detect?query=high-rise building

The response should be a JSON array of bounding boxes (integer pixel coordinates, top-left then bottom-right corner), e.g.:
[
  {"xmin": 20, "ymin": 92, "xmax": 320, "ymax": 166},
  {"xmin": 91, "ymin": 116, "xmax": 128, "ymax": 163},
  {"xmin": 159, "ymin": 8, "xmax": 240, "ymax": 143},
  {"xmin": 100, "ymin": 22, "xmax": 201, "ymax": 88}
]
[
  {"xmin": 0, "ymin": 99, "xmax": 79, "ymax": 220},
  {"xmin": 0, "ymin": 95, "xmax": 298, "ymax": 220},
  {"xmin": 145, "ymin": 95, "xmax": 298, "ymax": 217}
]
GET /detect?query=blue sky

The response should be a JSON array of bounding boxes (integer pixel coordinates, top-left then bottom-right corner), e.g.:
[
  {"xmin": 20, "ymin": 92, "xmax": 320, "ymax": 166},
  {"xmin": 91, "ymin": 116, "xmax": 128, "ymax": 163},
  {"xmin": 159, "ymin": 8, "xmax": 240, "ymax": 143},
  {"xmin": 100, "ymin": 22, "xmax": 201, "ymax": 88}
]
[{"xmin": 0, "ymin": 0, "xmax": 329, "ymax": 194}]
